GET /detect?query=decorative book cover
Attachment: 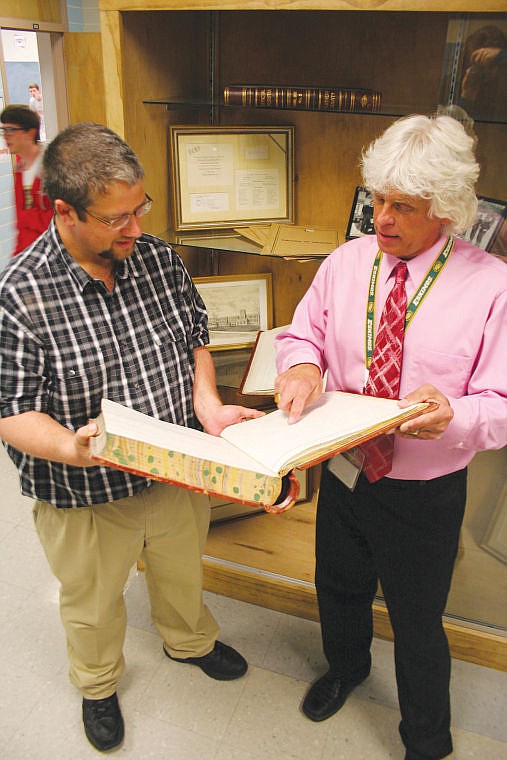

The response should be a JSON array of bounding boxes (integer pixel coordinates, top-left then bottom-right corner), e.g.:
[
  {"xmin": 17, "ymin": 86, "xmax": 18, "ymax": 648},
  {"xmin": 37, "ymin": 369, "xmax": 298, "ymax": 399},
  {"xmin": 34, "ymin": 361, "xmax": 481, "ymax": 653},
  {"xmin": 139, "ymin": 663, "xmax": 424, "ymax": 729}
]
[
  {"xmin": 90, "ymin": 394, "xmax": 433, "ymax": 513},
  {"xmin": 224, "ymin": 84, "xmax": 382, "ymax": 113}
]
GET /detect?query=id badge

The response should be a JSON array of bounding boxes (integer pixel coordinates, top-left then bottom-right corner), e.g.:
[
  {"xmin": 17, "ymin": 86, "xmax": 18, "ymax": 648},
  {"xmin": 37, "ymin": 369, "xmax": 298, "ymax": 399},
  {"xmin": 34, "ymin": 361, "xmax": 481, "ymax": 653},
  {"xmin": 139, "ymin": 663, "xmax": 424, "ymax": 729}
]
[{"xmin": 327, "ymin": 447, "xmax": 365, "ymax": 491}]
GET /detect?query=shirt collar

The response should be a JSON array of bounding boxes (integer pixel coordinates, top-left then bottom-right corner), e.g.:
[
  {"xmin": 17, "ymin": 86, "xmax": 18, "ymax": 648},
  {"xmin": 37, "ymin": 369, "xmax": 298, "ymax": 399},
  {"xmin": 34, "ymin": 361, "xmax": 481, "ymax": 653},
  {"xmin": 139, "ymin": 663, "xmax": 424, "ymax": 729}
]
[
  {"xmin": 47, "ymin": 220, "xmax": 143, "ymax": 292},
  {"xmin": 381, "ymin": 234, "xmax": 451, "ymax": 286}
]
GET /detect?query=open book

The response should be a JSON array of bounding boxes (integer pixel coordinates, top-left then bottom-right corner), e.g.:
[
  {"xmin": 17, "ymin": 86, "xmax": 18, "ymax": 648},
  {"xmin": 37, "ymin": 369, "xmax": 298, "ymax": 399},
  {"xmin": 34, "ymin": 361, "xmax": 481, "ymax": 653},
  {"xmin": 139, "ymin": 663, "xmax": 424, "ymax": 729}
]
[{"xmin": 90, "ymin": 393, "xmax": 433, "ymax": 513}]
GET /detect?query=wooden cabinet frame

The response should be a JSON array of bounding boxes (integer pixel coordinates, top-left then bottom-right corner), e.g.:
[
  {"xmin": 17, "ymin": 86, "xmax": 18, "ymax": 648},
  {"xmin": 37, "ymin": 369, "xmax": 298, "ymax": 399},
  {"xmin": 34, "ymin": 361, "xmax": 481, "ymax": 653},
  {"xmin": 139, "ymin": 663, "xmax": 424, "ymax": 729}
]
[{"xmin": 99, "ymin": 1, "xmax": 507, "ymax": 671}]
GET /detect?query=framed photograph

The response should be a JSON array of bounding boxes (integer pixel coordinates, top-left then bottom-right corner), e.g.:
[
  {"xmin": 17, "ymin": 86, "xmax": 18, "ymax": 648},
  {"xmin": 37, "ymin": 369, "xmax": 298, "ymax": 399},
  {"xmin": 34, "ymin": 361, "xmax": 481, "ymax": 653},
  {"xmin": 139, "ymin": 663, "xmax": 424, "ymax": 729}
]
[
  {"xmin": 456, "ymin": 196, "xmax": 507, "ymax": 252},
  {"xmin": 194, "ymin": 273, "xmax": 273, "ymax": 351},
  {"xmin": 481, "ymin": 482, "xmax": 507, "ymax": 565},
  {"xmin": 169, "ymin": 125, "xmax": 294, "ymax": 231},
  {"xmin": 346, "ymin": 186, "xmax": 375, "ymax": 240},
  {"xmin": 438, "ymin": 14, "xmax": 507, "ymax": 124}
]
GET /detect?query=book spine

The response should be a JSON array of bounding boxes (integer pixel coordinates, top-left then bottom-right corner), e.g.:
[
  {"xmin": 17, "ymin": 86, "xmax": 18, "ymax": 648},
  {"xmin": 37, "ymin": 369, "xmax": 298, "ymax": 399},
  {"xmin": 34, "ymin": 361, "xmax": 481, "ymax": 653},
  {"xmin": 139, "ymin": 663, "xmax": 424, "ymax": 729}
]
[{"xmin": 223, "ymin": 85, "xmax": 382, "ymax": 113}]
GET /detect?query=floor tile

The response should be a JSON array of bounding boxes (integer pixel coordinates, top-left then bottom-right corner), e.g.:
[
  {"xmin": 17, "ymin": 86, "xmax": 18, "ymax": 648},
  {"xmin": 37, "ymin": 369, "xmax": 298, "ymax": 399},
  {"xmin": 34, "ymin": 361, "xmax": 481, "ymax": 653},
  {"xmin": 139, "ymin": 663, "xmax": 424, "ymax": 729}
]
[
  {"xmin": 224, "ymin": 666, "xmax": 330, "ymax": 760},
  {"xmin": 136, "ymin": 651, "xmax": 247, "ymax": 741},
  {"xmin": 322, "ymin": 697, "xmax": 401, "ymax": 759}
]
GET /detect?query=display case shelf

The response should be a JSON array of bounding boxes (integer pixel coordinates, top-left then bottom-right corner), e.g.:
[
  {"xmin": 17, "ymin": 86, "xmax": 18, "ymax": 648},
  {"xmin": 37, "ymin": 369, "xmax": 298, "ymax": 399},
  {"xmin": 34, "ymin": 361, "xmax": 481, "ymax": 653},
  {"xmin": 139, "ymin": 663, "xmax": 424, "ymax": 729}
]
[{"xmin": 143, "ymin": 98, "xmax": 507, "ymax": 126}]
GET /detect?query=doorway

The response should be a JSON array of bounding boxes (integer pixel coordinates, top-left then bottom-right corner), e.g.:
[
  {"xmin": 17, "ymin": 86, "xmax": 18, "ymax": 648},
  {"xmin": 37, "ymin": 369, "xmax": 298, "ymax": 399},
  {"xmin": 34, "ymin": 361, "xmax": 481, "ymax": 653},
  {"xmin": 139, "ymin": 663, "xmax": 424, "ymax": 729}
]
[{"xmin": 0, "ymin": 27, "xmax": 66, "ymax": 268}]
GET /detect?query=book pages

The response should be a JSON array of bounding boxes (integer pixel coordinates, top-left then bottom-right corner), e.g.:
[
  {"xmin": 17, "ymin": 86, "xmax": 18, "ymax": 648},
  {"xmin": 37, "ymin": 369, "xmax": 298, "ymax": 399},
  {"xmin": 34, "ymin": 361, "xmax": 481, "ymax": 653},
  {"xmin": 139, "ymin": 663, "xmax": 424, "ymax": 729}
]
[{"xmin": 221, "ymin": 392, "xmax": 429, "ymax": 475}]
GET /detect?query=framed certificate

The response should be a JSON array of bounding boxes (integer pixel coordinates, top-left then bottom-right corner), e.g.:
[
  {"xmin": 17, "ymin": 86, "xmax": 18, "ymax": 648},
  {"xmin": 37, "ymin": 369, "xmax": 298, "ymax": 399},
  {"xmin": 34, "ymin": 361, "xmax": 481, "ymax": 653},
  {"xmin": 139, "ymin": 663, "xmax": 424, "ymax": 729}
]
[{"xmin": 169, "ymin": 126, "xmax": 294, "ymax": 231}]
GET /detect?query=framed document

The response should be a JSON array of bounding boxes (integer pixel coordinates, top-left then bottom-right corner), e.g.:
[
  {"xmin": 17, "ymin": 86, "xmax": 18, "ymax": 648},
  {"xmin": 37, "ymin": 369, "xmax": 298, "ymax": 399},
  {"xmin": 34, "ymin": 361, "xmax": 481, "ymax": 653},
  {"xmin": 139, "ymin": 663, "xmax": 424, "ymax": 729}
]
[
  {"xmin": 194, "ymin": 273, "xmax": 273, "ymax": 351},
  {"xmin": 169, "ymin": 126, "xmax": 294, "ymax": 231}
]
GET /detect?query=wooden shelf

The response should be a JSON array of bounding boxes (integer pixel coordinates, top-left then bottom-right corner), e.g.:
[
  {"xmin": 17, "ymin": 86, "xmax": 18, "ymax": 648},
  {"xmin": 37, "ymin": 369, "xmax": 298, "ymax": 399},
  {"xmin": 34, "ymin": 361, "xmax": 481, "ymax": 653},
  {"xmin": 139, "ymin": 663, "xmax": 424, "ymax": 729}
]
[{"xmin": 144, "ymin": 96, "xmax": 506, "ymax": 126}]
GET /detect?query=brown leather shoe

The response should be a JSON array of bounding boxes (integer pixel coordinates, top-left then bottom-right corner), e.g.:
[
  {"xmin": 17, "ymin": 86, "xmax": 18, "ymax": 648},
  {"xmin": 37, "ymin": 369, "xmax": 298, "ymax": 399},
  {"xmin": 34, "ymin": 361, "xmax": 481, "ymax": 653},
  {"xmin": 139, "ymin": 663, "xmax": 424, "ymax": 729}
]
[
  {"xmin": 302, "ymin": 670, "xmax": 367, "ymax": 721},
  {"xmin": 163, "ymin": 640, "xmax": 248, "ymax": 680}
]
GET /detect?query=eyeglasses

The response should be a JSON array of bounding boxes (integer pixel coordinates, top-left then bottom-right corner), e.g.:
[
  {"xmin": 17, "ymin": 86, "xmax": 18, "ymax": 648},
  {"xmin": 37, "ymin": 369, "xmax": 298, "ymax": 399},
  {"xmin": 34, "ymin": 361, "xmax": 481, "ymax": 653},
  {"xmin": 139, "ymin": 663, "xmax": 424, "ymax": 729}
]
[
  {"xmin": 0, "ymin": 127, "xmax": 25, "ymax": 135},
  {"xmin": 81, "ymin": 194, "xmax": 153, "ymax": 230}
]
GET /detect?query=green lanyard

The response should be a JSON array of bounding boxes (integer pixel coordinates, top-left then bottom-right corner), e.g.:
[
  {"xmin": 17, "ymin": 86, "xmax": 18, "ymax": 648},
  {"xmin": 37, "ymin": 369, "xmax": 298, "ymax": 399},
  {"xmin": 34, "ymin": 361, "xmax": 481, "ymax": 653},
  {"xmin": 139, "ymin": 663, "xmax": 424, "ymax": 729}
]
[{"xmin": 365, "ymin": 236, "xmax": 454, "ymax": 369}]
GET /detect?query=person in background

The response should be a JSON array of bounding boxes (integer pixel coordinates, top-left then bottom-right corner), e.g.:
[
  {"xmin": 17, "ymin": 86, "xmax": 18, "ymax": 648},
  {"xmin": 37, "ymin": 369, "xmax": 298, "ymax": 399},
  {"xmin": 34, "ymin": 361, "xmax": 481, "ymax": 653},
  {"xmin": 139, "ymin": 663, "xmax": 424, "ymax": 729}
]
[
  {"xmin": 0, "ymin": 122, "xmax": 263, "ymax": 752},
  {"xmin": 28, "ymin": 82, "xmax": 46, "ymax": 141},
  {"xmin": 274, "ymin": 114, "xmax": 507, "ymax": 760},
  {"xmin": 0, "ymin": 104, "xmax": 52, "ymax": 256}
]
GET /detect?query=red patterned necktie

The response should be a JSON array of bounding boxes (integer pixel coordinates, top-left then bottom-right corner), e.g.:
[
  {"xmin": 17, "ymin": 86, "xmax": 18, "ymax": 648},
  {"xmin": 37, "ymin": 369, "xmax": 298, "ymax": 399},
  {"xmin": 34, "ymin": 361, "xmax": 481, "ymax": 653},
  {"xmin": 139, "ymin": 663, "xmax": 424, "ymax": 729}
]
[{"xmin": 360, "ymin": 261, "xmax": 408, "ymax": 482}]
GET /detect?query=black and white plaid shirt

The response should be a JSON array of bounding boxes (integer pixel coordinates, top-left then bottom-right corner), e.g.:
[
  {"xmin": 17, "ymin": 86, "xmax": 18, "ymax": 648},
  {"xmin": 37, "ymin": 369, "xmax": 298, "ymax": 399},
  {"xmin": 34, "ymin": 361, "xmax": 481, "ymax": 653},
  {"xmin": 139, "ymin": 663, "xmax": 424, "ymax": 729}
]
[{"xmin": 0, "ymin": 220, "xmax": 209, "ymax": 507}]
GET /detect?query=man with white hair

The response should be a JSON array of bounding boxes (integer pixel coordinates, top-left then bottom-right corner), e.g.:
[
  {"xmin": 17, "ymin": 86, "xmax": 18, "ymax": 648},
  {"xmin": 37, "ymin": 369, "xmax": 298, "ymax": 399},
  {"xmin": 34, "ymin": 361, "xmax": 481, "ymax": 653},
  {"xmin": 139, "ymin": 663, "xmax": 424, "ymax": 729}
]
[{"xmin": 274, "ymin": 114, "xmax": 507, "ymax": 760}]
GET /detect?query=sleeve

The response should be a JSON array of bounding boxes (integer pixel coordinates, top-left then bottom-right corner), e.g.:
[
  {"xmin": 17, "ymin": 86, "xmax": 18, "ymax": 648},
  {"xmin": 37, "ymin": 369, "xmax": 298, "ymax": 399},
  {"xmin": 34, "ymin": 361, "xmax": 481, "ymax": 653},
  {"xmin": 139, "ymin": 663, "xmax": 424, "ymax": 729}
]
[
  {"xmin": 0, "ymin": 289, "xmax": 49, "ymax": 418},
  {"xmin": 171, "ymin": 249, "xmax": 210, "ymax": 350},
  {"xmin": 445, "ymin": 285, "xmax": 507, "ymax": 453},
  {"xmin": 275, "ymin": 256, "xmax": 332, "ymax": 375}
]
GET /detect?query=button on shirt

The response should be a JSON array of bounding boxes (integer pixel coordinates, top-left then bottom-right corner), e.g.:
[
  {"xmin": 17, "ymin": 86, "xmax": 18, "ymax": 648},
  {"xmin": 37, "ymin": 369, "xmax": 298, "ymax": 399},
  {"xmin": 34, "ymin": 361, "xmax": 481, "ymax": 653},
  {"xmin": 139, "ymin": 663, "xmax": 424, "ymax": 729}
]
[
  {"xmin": 275, "ymin": 234, "xmax": 507, "ymax": 480},
  {"xmin": 0, "ymin": 220, "xmax": 209, "ymax": 507}
]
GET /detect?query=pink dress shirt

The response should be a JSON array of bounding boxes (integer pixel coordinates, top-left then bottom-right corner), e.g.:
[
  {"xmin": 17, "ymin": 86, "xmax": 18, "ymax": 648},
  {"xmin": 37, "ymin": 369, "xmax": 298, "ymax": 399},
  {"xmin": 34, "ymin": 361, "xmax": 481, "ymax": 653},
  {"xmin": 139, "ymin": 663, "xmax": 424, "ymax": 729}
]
[{"xmin": 275, "ymin": 233, "xmax": 507, "ymax": 480}]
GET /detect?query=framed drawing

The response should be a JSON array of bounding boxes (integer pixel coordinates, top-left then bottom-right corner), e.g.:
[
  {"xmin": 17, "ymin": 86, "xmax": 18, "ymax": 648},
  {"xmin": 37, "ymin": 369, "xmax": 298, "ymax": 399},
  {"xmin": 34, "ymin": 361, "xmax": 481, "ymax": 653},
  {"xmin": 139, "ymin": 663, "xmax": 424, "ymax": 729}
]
[
  {"xmin": 346, "ymin": 186, "xmax": 375, "ymax": 240},
  {"xmin": 169, "ymin": 125, "xmax": 294, "ymax": 231},
  {"xmin": 438, "ymin": 15, "xmax": 507, "ymax": 125},
  {"xmin": 456, "ymin": 196, "xmax": 507, "ymax": 252},
  {"xmin": 481, "ymin": 482, "xmax": 507, "ymax": 565},
  {"xmin": 194, "ymin": 273, "xmax": 273, "ymax": 351}
]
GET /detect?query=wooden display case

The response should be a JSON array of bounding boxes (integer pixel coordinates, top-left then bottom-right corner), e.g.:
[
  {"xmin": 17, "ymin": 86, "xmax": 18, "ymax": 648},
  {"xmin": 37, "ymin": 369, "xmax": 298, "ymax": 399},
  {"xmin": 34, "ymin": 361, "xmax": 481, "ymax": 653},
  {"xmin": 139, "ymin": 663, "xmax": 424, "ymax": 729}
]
[{"xmin": 98, "ymin": 1, "xmax": 507, "ymax": 670}]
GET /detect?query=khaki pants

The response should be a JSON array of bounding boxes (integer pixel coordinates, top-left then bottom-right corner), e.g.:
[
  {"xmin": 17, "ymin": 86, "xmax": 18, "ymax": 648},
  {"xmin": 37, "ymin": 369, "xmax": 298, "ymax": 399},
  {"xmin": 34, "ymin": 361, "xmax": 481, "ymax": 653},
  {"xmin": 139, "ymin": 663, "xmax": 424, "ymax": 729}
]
[{"xmin": 33, "ymin": 481, "xmax": 219, "ymax": 699}]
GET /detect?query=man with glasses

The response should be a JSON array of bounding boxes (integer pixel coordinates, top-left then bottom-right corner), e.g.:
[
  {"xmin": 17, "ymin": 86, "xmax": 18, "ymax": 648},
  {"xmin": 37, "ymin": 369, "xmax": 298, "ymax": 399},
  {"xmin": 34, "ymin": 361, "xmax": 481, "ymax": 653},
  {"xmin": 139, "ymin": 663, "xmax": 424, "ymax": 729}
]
[
  {"xmin": 0, "ymin": 122, "xmax": 262, "ymax": 752},
  {"xmin": 0, "ymin": 104, "xmax": 53, "ymax": 255}
]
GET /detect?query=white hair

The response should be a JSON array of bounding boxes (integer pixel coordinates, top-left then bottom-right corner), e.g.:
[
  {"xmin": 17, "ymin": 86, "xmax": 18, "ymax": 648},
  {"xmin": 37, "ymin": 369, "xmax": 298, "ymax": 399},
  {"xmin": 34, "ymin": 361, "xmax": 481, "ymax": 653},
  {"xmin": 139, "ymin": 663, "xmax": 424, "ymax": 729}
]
[{"xmin": 361, "ymin": 114, "xmax": 480, "ymax": 233}]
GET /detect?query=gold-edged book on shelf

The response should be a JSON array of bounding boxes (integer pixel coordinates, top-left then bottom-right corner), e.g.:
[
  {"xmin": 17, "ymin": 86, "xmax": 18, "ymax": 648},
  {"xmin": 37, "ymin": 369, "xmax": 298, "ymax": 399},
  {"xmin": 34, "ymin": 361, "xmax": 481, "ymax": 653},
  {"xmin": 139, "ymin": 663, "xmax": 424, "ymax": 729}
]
[{"xmin": 224, "ymin": 84, "xmax": 382, "ymax": 113}]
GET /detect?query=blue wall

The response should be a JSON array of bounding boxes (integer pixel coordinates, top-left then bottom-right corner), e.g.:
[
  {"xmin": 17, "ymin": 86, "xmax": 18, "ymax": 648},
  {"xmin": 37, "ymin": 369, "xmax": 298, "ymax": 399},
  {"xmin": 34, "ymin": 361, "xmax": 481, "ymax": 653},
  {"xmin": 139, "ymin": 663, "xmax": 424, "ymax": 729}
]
[{"xmin": 4, "ymin": 61, "xmax": 41, "ymax": 106}]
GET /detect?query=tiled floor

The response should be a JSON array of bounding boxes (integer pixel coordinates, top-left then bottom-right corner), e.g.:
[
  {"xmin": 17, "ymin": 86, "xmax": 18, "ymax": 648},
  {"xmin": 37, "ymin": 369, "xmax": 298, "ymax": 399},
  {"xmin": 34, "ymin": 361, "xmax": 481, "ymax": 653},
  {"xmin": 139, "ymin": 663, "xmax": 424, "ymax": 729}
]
[{"xmin": 1, "ymin": 446, "xmax": 506, "ymax": 760}]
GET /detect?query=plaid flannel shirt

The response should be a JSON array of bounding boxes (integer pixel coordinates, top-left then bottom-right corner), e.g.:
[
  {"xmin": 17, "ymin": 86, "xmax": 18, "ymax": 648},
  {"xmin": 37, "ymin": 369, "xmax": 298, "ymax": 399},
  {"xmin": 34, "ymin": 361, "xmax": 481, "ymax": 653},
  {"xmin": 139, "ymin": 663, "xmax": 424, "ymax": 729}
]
[{"xmin": 0, "ymin": 220, "xmax": 209, "ymax": 507}]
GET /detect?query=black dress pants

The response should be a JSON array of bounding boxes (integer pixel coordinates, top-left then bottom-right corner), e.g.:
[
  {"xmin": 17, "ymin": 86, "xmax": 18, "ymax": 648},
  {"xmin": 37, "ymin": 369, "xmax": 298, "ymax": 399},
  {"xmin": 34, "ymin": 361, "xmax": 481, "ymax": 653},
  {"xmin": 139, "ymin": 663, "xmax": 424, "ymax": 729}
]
[{"xmin": 315, "ymin": 464, "xmax": 467, "ymax": 760}]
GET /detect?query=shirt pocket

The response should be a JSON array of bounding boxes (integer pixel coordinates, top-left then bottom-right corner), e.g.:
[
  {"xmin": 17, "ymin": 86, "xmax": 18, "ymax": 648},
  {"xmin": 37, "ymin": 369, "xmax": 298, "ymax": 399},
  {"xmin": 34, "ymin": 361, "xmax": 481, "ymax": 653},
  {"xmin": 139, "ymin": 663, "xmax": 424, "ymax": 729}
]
[
  {"xmin": 139, "ymin": 317, "xmax": 192, "ymax": 373},
  {"xmin": 48, "ymin": 362, "xmax": 106, "ymax": 427},
  {"xmin": 404, "ymin": 345, "xmax": 473, "ymax": 398}
]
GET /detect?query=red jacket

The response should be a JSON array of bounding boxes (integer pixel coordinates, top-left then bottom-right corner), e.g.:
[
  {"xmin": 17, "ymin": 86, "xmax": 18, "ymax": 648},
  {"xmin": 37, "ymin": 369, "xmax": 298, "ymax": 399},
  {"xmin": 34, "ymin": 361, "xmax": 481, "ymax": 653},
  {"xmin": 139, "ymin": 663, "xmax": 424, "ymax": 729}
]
[{"xmin": 13, "ymin": 155, "xmax": 53, "ymax": 256}]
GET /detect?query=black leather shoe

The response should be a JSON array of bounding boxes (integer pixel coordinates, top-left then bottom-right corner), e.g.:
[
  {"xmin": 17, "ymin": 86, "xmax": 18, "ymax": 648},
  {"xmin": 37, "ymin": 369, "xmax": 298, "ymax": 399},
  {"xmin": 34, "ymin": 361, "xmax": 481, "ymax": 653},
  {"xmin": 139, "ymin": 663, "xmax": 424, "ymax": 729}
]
[
  {"xmin": 163, "ymin": 640, "xmax": 248, "ymax": 680},
  {"xmin": 302, "ymin": 670, "xmax": 366, "ymax": 722},
  {"xmin": 82, "ymin": 692, "xmax": 124, "ymax": 752}
]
